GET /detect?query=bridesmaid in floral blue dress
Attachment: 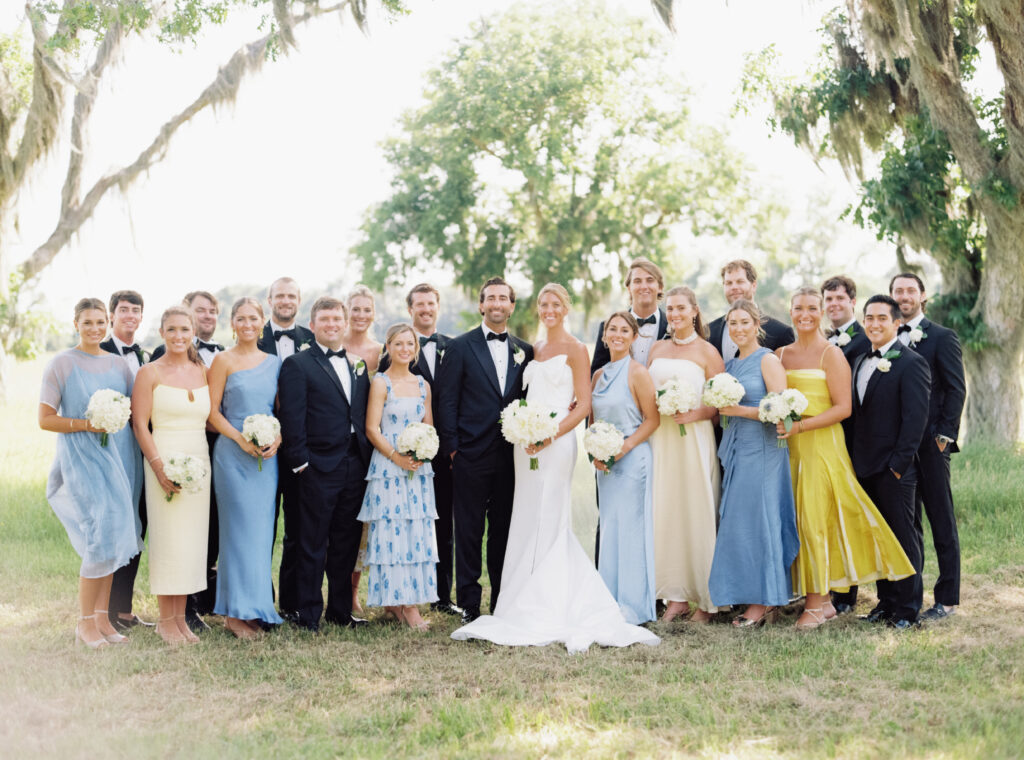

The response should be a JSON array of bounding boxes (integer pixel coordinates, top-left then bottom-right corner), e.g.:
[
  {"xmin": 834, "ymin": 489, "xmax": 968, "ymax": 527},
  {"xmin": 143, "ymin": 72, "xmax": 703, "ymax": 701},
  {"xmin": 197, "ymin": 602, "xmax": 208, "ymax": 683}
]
[
  {"xmin": 38, "ymin": 298, "xmax": 143, "ymax": 648},
  {"xmin": 358, "ymin": 323, "xmax": 439, "ymax": 629},
  {"xmin": 208, "ymin": 298, "xmax": 284, "ymax": 638},
  {"xmin": 591, "ymin": 312, "xmax": 661, "ymax": 624},
  {"xmin": 708, "ymin": 299, "xmax": 799, "ymax": 627}
]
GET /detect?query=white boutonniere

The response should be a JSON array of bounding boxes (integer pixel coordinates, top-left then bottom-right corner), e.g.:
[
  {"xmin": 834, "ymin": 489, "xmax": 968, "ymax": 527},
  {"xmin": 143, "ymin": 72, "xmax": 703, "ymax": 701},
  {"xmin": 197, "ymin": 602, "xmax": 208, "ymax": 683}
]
[
  {"xmin": 354, "ymin": 359, "xmax": 366, "ymax": 376},
  {"xmin": 908, "ymin": 327, "xmax": 925, "ymax": 344},
  {"xmin": 513, "ymin": 347, "xmax": 526, "ymax": 366},
  {"xmin": 836, "ymin": 332, "xmax": 852, "ymax": 347},
  {"xmin": 877, "ymin": 358, "xmax": 892, "ymax": 373},
  {"xmin": 437, "ymin": 348, "xmax": 445, "ymax": 363},
  {"xmin": 298, "ymin": 342, "xmax": 310, "ymax": 352}
]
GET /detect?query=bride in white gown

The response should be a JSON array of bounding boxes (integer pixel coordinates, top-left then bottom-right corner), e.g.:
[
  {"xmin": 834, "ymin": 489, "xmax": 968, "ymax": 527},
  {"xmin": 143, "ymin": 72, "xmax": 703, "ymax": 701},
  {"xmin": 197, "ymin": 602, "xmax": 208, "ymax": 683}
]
[{"xmin": 451, "ymin": 284, "xmax": 660, "ymax": 653}]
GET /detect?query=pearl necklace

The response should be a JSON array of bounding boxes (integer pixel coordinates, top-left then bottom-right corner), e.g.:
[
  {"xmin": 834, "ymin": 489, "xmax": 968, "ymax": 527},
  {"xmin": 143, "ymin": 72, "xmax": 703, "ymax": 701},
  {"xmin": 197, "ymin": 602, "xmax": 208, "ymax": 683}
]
[{"xmin": 671, "ymin": 331, "xmax": 697, "ymax": 346}]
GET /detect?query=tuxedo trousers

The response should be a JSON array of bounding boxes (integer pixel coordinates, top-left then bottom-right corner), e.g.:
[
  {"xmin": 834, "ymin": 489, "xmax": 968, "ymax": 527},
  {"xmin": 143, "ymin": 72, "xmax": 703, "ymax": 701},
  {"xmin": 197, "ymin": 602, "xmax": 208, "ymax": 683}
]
[
  {"xmin": 275, "ymin": 463, "xmax": 302, "ymax": 607},
  {"xmin": 431, "ymin": 453, "xmax": 456, "ymax": 605},
  {"xmin": 915, "ymin": 442, "xmax": 960, "ymax": 606},
  {"xmin": 286, "ymin": 439, "xmax": 367, "ymax": 627},
  {"xmin": 860, "ymin": 467, "xmax": 923, "ymax": 622},
  {"xmin": 452, "ymin": 443, "xmax": 515, "ymax": 612},
  {"xmin": 108, "ymin": 485, "xmax": 146, "ymax": 619}
]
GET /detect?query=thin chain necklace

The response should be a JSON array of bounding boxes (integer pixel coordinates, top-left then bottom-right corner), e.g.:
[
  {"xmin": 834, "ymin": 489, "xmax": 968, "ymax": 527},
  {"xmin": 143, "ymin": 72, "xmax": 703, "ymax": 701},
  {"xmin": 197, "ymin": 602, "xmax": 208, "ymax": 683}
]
[{"xmin": 671, "ymin": 331, "xmax": 697, "ymax": 346}]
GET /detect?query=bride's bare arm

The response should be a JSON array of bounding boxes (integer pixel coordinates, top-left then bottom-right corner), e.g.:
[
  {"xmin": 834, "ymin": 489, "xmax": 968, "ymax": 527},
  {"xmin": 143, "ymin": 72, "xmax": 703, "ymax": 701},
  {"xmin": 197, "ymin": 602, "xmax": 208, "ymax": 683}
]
[{"xmin": 558, "ymin": 342, "xmax": 592, "ymax": 437}]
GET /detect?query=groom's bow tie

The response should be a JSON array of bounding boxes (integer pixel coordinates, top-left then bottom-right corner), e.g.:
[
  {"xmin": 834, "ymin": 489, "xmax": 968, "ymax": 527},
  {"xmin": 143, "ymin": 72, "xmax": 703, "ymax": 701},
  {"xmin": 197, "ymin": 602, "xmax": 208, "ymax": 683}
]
[
  {"xmin": 324, "ymin": 347, "xmax": 346, "ymax": 359},
  {"xmin": 121, "ymin": 344, "xmax": 141, "ymax": 356},
  {"xmin": 897, "ymin": 324, "xmax": 912, "ymax": 334},
  {"xmin": 486, "ymin": 332, "xmax": 508, "ymax": 342},
  {"xmin": 419, "ymin": 334, "xmax": 437, "ymax": 347},
  {"xmin": 868, "ymin": 349, "xmax": 883, "ymax": 359},
  {"xmin": 197, "ymin": 340, "xmax": 224, "ymax": 352},
  {"xmin": 635, "ymin": 314, "xmax": 656, "ymax": 327},
  {"xmin": 826, "ymin": 328, "xmax": 839, "ymax": 339},
  {"xmin": 274, "ymin": 328, "xmax": 297, "ymax": 341}
]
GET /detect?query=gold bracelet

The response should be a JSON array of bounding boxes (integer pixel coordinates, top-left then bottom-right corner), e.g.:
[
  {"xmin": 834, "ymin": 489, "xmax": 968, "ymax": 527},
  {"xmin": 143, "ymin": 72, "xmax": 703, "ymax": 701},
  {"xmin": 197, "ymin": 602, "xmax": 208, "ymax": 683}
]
[
  {"xmin": 388, "ymin": 450, "xmax": 396, "ymax": 461},
  {"xmin": 69, "ymin": 419, "xmax": 73, "ymax": 431}
]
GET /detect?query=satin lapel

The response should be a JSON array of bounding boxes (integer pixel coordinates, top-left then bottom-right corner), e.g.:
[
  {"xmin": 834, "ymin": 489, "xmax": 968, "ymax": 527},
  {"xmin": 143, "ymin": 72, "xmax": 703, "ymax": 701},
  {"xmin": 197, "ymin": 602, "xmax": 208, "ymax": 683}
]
[
  {"xmin": 656, "ymin": 309, "xmax": 668, "ymax": 340},
  {"xmin": 260, "ymin": 323, "xmax": 277, "ymax": 356},
  {"xmin": 348, "ymin": 362, "xmax": 365, "ymax": 412},
  {"xmin": 503, "ymin": 339, "xmax": 520, "ymax": 398},
  {"xmin": 851, "ymin": 353, "xmax": 866, "ymax": 410},
  {"xmin": 863, "ymin": 347, "xmax": 900, "ymax": 404},
  {"xmin": 469, "ymin": 328, "xmax": 503, "ymax": 397},
  {"xmin": 312, "ymin": 348, "xmax": 349, "ymax": 405},
  {"xmin": 417, "ymin": 353, "xmax": 434, "ymax": 384}
]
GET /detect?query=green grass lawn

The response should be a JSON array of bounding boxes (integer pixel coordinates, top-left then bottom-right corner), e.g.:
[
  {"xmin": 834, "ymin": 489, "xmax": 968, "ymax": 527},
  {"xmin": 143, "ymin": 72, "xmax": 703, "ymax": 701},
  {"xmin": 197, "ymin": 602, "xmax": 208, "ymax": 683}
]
[{"xmin": 2, "ymin": 357, "xmax": 1023, "ymax": 759}]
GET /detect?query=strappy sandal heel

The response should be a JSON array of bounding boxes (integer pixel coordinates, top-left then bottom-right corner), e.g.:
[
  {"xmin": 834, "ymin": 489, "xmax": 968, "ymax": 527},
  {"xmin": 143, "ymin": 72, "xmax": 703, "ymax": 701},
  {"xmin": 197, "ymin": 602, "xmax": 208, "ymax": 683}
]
[
  {"xmin": 94, "ymin": 610, "xmax": 128, "ymax": 643},
  {"xmin": 796, "ymin": 607, "xmax": 827, "ymax": 631},
  {"xmin": 733, "ymin": 606, "xmax": 777, "ymax": 628},
  {"xmin": 75, "ymin": 615, "xmax": 109, "ymax": 649}
]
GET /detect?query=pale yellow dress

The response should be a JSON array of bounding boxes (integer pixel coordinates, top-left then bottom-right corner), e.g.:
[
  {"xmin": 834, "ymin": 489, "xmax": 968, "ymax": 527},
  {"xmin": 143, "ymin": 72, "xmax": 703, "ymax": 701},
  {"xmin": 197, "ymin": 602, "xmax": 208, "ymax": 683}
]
[
  {"xmin": 145, "ymin": 384, "xmax": 212, "ymax": 595},
  {"xmin": 649, "ymin": 358, "xmax": 720, "ymax": 612}
]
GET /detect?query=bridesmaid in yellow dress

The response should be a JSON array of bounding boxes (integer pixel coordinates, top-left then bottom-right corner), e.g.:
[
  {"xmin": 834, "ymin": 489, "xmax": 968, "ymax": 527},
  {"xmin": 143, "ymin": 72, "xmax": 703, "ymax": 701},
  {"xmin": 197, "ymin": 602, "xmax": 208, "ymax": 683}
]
[
  {"xmin": 646, "ymin": 287, "xmax": 725, "ymax": 623},
  {"xmin": 132, "ymin": 306, "xmax": 212, "ymax": 645},
  {"xmin": 776, "ymin": 287, "xmax": 914, "ymax": 629}
]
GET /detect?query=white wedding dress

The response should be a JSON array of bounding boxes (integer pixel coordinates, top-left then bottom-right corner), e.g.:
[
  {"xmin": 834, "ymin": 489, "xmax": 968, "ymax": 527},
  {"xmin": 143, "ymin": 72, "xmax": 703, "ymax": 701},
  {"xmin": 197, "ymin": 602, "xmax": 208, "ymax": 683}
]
[{"xmin": 450, "ymin": 355, "xmax": 660, "ymax": 653}]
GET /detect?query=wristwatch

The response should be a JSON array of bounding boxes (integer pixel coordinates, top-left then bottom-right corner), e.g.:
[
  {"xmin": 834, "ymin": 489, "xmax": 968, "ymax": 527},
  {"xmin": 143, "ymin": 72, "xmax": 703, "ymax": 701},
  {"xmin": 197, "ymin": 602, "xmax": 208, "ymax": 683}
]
[{"xmin": 936, "ymin": 434, "xmax": 954, "ymax": 446}]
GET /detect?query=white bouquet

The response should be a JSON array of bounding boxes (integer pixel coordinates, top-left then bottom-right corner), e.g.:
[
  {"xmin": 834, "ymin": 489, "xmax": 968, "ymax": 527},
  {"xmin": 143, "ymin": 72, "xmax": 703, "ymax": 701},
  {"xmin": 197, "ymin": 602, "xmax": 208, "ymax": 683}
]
[
  {"xmin": 758, "ymin": 389, "xmax": 810, "ymax": 447},
  {"xmin": 85, "ymin": 388, "xmax": 132, "ymax": 446},
  {"xmin": 701, "ymin": 372, "xmax": 745, "ymax": 429},
  {"xmin": 583, "ymin": 421, "xmax": 625, "ymax": 472},
  {"xmin": 781, "ymin": 388, "xmax": 809, "ymax": 419},
  {"xmin": 162, "ymin": 453, "xmax": 209, "ymax": 502},
  {"xmin": 395, "ymin": 421, "xmax": 440, "ymax": 479},
  {"xmin": 656, "ymin": 377, "xmax": 701, "ymax": 436},
  {"xmin": 500, "ymin": 399, "xmax": 559, "ymax": 470},
  {"xmin": 242, "ymin": 413, "xmax": 281, "ymax": 471}
]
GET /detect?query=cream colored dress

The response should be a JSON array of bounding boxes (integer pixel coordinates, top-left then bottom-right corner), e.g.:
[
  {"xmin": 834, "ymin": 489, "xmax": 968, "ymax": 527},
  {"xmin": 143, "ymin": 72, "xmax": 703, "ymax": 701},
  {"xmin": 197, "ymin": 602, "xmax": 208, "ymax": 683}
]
[
  {"xmin": 648, "ymin": 358, "xmax": 720, "ymax": 612},
  {"xmin": 145, "ymin": 384, "xmax": 212, "ymax": 595}
]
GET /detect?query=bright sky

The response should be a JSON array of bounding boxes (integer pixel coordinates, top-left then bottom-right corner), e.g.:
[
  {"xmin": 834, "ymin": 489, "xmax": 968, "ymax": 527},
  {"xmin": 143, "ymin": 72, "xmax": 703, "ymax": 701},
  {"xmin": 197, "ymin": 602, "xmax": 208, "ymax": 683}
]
[{"xmin": 6, "ymin": 0, "xmax": 889, "ymax": 333}]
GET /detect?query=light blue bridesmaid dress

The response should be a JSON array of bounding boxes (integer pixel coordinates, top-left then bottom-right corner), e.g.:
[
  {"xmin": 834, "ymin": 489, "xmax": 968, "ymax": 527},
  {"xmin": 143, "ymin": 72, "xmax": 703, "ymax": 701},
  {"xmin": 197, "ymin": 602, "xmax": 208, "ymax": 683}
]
[
  {"xmin": 592, "ymin": 356, "xmax": 657, "ymax": 624},
  {"xmin": 212, "ymin": 355, "xmax": 283, "ymax": 624}
]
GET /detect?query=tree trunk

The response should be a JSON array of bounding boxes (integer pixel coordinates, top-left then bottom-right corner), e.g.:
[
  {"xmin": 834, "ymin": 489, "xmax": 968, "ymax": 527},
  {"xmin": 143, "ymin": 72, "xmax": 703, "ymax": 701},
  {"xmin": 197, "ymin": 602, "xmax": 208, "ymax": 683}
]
[{"xmin": 963, "ymin": 342, "xmax": 1023, "ymax": 444}]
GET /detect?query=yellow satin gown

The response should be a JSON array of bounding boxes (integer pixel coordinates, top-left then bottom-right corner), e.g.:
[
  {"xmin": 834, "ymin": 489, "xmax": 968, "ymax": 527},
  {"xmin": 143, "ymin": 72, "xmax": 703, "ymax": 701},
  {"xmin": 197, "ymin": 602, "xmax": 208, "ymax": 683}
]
[{"xmin": 786, "ymin": 369, "xmax": 915, "ymax": 595}]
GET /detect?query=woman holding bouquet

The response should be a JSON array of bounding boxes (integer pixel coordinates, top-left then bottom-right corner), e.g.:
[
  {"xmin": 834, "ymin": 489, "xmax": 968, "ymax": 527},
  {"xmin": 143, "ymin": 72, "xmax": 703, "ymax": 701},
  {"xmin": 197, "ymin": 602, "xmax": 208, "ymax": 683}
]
[
  {"xmin": 708, "ymin": 299, "xmax": 798, "ymax": 627},
  {"xmin": 358, "ymin": 323, "xmax": 438, "ymax": 629},
  {"xmin": 646, "ymin": 287, "xmax": 724, "ymax": 623},
  {"xmin": 38, "ymin": 298, "xmax": 143, "ymax": 648},
  {"xmin": 591, "ymin": 310, "xmax": 662, "ymax": 627},
  {"xmin": 132, "ymin": 306, "xmax": 211, "ymax": 645},
  {"xmin": 207, "ymin": 298, "xmax": 283, "ymax": 638},
  {"xmin": 776, "ymin": 287, "xmax": 914, "ymax": 629}
]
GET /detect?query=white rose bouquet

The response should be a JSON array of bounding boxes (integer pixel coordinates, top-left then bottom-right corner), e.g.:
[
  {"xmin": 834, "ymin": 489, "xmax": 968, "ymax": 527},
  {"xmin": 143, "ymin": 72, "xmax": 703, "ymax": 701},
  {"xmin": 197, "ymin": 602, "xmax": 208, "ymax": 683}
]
[
  {"xmin": 162, "ymin": 453, "xmax": 209, "ymax": 502},
  {"xmin": 656, "ymin": 377, "xmax": 701, "ymax": 436},
  {"xmin": 242, "ymin": 413, "xmax": 281, "ymax": 471},
  {"xmin": 395, "ymin": 421, "xmax": 440, "ymax": 479},
  {"xmin": 701, "ymin": 372, "xmax": 745, "ymax": 429},
  {"xmin": 758, "ymin": 389, "xmax": 810, "ymax": 447},
  {"xmin": 85, "ymin": 388, "xmax": 132, "ymax": 446},
  {"xmin": 500, "ymin": 399, "xmax": 559, "ymax": 470},
  {"xmin": 583, "ymin": 421, "xmax": 625, "ymax": 472}
]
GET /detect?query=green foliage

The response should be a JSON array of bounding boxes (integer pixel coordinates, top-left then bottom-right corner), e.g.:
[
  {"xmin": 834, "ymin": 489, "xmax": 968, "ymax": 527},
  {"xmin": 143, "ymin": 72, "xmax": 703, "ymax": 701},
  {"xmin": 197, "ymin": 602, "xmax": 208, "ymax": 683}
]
[
  {"xmin": 353, "ymin": 1, "xmax": 753, "ymax": 321},
  {"xmin": 928, "ymin": 291, "xmax": 992, "ymax": 352},
  {"xmin": 0, "ymin": 274, "xmax": 57, "ymax": 360},
  {"xmin": 0, "ymin": 33, "xmax": 33, "ymax": 120},
  {"xmin": 29, "ymin": 1, "xmax": 154, "ymax": 54}
]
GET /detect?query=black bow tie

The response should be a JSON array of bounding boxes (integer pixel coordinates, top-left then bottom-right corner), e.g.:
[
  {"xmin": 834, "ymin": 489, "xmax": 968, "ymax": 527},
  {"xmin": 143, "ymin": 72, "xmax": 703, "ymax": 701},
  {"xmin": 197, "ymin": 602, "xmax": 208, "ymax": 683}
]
[
  {"xmin": 197, "ymin": 340, "xmax": 224, "ymax": 352},
  {"xmin": 121, "ymin": 344, "xmax": 140, "ymax": 356},
  {"xmin": 324, "ymin": 347, "xmax": 346, "ymax": 359},
  {"xmin": 897, "ymin": 324, "xmax": 912, "ymax": 334},
  {"xmin": 635, "ymin": 314, "xmax": 656, "ymax": 327},
  {"xmin": 826, "ymin": 328, "xmax": 839, "ymax": 339},
  {"xmin": 868, "ymin": 349, "xmax": 883, "ymax": 359},
  {"xmin": 486, "ymin": 332, "xmax": 508, "ymax": 342},
  {"xmin": 419, "ymin": 334, "xmax": 437, "ymax": 347},
  {"xmin": 274, "ymin": 328, "xmax": 297, "ymax": 341}
]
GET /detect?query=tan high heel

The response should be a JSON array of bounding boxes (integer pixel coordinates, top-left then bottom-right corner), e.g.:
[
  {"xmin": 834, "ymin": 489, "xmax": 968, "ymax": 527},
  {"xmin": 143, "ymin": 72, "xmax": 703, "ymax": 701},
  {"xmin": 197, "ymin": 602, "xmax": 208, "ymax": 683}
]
[
  {"xmin": 796, "ymin": 607, "xmax": 828, "ymax": 631},
  {"xmin": 94, "ymin": 610, "xmax": 128, "ymax": 643},
  {"xmin": 156, "ymin": 616, "xmax": 186, "ymax": 645},
  {"xmin": 75, "ymin": 615, "xmax": 109, "ymax": 650},
  {"xmin": 733, "ymin": 606, "xmax": 778, "ymax": 628}
]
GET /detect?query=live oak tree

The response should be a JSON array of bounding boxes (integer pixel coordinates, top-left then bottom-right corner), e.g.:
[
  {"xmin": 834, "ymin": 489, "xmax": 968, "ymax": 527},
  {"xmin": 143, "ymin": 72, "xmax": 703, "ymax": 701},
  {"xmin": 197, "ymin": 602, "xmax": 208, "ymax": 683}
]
[{"xmin": 353, "ymin": 1, "xmax": 755, "ymax": 329}]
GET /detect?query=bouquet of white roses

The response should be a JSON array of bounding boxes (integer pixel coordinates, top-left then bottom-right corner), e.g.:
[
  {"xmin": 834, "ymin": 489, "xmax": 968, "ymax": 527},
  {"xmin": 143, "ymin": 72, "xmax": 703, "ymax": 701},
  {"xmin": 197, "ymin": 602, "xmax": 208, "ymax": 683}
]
[
  {"xmin": 395, "ymin": 421, "xmax": 440, "ymax": 479},
  {"xmin": 583, "ymin": 421, "xmax": 625, "ymax": 472},
  {"xmin": 656, "ymin": 377, "xmax": 701, "ymax": 436},
  {"xmin": 163, "ymin": 453, "xmax": 209, "ymax": 502},
  {"xmin": 701, "ymin": 372, "xmax": 745, "ymax": 429},
  {"xmin": 500, "ymin": 399, "xmax": 559, "ymax": 470},
  {"xmin": 242, "ymin": 413, "xmax": 281, "ymax": 471},
  {"xmin": 758, "ymin": 389, "xmax": 809, "ymax": 447},
  {"xmin": 85, "ymin": 388, "xmax": 132, "ymax": 446}
]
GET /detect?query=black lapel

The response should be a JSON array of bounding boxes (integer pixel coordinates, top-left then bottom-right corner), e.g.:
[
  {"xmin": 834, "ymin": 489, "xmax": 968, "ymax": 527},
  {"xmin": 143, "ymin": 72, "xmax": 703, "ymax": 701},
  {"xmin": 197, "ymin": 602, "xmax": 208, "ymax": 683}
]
[
  {"xmin": 656, "ymin": 308, "xmax": 668, "ymax": 340},
  {"xmin": 862, "ymin": 344, "xmax": 901, "ymax": 404},
  {"xmin": 851, "ymin": 353, "xmax": 867, "ymax": 410},
  {"xmin": 503, "ymin": 337, "xmax": 521, "ymax": 396},
  {"xmin": 260, "ymin": 322, "xmax": 278, "ymax": 355},
  {"xmin": 469, "ymin": 328, "xmax": 503, "ymax": 397},
  {"xmin": 311, "ymin": 346, "xmax": 349, "ymax": 406}
]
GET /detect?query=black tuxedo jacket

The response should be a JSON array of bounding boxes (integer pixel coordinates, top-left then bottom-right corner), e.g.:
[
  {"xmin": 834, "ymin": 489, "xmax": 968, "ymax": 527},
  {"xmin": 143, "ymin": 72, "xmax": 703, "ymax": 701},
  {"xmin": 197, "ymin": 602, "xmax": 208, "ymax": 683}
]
[
  {"xmin": 906, "ymin": 318, "xmax": 966, "ymax": 452},
  {"xmin": 100, "ymin": 336, "xmax": 147, "ymax": 364},
  {"xmin": 257, "ymin": 322, "xmax": 315, "ymax": 356},
  {"xmin": 436, "ymin": 327, "xmax": 533, "ymax": 460},
  {"xmin": 834, "ymin": 321, "xmax": 872, "ymax": 366},
  {"xmin": 707, "ymin": 313, "xmax": 794, "ymax": 358},
  {"xmin": 590, "ymin": 308, "xmax": 667, "ymax": 375},
  {"xmin": 278, "ymin": 344, "xmax": 372, "ymax": 473},
  {"xmin": 379, "ymin": 332, "xmax": 450, "ymax": 420},
  {"xmin": 849, "ymin": 342, "xmax": 931, "ymax": 479}
]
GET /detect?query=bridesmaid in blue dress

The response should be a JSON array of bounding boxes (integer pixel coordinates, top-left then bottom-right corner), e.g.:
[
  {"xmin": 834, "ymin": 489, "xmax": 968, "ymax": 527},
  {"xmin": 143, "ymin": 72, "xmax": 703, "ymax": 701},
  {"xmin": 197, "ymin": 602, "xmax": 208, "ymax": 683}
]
[
  {"xmin": 708, "ymin": 299, "xmax": 799, "ymax": 627},
  {"xmin": 591, "ymin": 311, "xmax": 661, "ymax": 624},
  {"xmin": 38, "ymin": 298, "xmax": 143, "ymax": 649},
  {"xmin": 358, "ymin": 323, "xmax": 439, "ymax": 629},
  {"xmin": 208, "ymin": 297, "xmax": 284, "ymax": 638}
]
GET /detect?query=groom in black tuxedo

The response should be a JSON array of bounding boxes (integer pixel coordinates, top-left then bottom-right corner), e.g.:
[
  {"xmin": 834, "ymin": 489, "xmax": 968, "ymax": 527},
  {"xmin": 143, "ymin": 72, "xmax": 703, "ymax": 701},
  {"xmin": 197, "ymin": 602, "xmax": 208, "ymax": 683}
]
[
  {"xmin": 437, "ymin": 277, "xmax": 533, "ymax": 622},
  {"xmin": 707, "ymin": 260, "xmax": 794, "ymax": 359},
  {"xmin": 849, "ymin": 295, "xmax": 930, "ymax": 629},
  {"xmin": 277, "ymin": 296, "xmax": 372, "ymax": 631}
]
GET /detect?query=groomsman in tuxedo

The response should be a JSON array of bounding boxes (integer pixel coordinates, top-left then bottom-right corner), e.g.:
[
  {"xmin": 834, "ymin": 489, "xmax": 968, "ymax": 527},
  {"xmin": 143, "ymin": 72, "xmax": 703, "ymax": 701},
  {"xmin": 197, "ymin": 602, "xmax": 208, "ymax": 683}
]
[
  {"xmin": 591, "ymin": 257, "xmax": 667, "ymax": 373},
  {"xmin": 891, "ymin": 273, "xmax": 967, "ymax": 622},
  {"xmin": 437, "ymin": 277, "xmax": 533, "ymax": 623},
  {"xmin": 100, "ymin": 290, "xmax": 152, "ymax": 632},
  {"xmin": 707, "ymin": 260, "xmax": 794, "ymax": 359},
  {"xmin": 379, "ymin": 283, "xmax": 461, "ymax": 617},
  {"xmin": 849, "ymin": 295, "xmax": 930, "ymax": 629},
  {"xmin": 277, "ymin": 296, "xmax": 372, "ymax": 631},
  {"xmin": 150, "ymin": 291, "xmax": 225, "ymax": 365}
]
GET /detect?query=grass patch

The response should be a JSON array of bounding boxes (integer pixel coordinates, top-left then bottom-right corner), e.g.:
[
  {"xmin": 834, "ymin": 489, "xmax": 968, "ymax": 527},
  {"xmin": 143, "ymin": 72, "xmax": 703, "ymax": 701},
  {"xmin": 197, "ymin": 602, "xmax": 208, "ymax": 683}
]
[{"xmin": 2, "ymin": 358, "xmax": 1023, "ymax": 758}]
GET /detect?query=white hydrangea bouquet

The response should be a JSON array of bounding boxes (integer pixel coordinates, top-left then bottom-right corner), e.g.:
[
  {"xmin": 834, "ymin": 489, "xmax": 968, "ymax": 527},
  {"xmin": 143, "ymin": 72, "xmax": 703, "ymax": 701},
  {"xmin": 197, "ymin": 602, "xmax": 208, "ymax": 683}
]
[
  {"xmin": 163, "ymin": 453, "xmax": 209, "ymax": 502},
  {"xmin": 242, "ymin": 413, "xmax": 281, "ymax": 471},
  {"xmin": 85, "ymin": 388, "xmax": 132, "ymax": 446},
  {"xmin": 656, "ymin": 377, "xmax": 701, "ymax": 436},
  {"xmin": 757, "ymin": 389, "xmax": 810, "ymax": 447},
  {"xmin": 395, "ymin": 421, "xmax": 440, "ymax": 479},
  {"xmin": 701, "ymin": 372, "xmax": 746, "ymax": 428},
  {"xmin": 500, "ymin": 399, "xmax": 559, "ymax": 470},
  {"xmin": 583, "ymin": 421, "xmax": 625, "ymax": 472}
]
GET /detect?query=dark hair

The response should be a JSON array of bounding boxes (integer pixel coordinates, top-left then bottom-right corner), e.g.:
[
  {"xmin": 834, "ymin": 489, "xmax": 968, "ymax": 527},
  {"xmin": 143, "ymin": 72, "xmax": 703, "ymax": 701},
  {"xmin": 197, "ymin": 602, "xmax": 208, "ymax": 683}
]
[
  {"xmin": 159, "ymin": 306, "xmax": 202, "ymax": 365},
  {"xmin": 184, "ymin": 290, "xmax": 219, "ymax": 309},
  {"xmin": 603, "ymin": 310, "xmax": 640, "ymax": 341},
  {"xmin": 664, "ymin": 286, "xmax": 708, "ymax": 340},
  {"xmin": 310, "ymin": 296, "xmax": 347, "ymax": 321},
  {"xmin": 109, "ymin": 290, "xmax": 143, "ymax": 313},
  {"xmin": 624, "ymin": 258, "xmax": 665, "ymax": 302},
  {"xmin": 479, "ymin": 276, "xmax": 516, "ymax": 304},
  {"xmin": 864, "ymin": 294, "xmax": 901, "ymax": 321},
  {"xmin": 720, "ymin": 259, "xmax": 758, "ymax": 283},
  {"xmin": 230, "ymin": 297, "xmax": 264, "ymax": 321},
  {"xmin": 725, "ymin": 298, "xmax": 766, "ymax": 341},
  {"xmin": 821, "ymin": 275, "xmax": 856, "ymax": 299},
  {"xmin": 74, "ymin": 298, "xmax": 107, "ymax": 322},
  {"xmin": 889, "ymin": 272, "xmax": 926, "ymax": 294},
  {"xmin": 406, "ymin": 283, "xmax": 440, "ymax": 308}
]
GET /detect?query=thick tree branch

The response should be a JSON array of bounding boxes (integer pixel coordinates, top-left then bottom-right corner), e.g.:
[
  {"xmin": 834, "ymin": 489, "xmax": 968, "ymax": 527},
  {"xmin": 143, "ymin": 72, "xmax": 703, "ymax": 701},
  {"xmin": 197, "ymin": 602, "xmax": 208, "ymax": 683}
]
[{"xmin": 977, "ymin": 0, "xmax": 1024, "ymax": 181}]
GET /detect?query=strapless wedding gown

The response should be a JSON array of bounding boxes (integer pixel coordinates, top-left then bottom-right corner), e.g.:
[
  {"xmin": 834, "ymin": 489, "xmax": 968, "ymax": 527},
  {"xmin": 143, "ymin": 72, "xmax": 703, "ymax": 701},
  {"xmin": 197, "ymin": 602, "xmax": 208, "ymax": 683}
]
[{"xmin": 451, "ymin": 355, "xmax": 660, "ymax": 653}]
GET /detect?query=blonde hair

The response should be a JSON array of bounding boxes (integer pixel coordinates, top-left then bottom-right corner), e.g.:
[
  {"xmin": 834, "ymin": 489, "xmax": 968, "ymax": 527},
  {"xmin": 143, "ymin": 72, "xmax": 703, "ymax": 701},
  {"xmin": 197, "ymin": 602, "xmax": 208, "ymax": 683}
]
[
  {"xmin": 384, "ymin": 322, "xmax": 420, "ymax": 364},
  {"xmin": 536, "ymin": 282, "xmax": 572, "ymax": 313},
  {"xmin": 347, "ymin": 285, "xmax": 376, "ymax": 312},
  {"xmin": 74, "ymin": 298, "xmax": 106, "ymax": 323},
  {"xmin": 725, "ymin": 298, "xmax": 766, "ymax": 342},
  {"xmin": 624, "ymin": 258, "xmax": 665, "ymax": 303},
  {"xmin": 790, "ymin": 286, "xmax": 826, "ymax": 337},
  {"xmin": 160, "ymin": 305, "xmax": 202, "ymax": 365}
]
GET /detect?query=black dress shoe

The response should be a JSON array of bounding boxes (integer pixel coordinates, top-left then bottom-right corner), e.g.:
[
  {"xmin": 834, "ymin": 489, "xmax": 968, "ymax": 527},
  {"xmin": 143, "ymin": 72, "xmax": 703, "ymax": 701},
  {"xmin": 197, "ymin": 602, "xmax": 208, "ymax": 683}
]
[
  {"xmin": 919, "ymin": 603, "xmax": 956, "ymax": 622},
  {"xmin": 430, "ymin": 601, "xmax": 465, "ymax": 617},
  {"xmin": 859, "ymin": 606, "xmax": 889, "ymax": 624},
  {"xmin": 832, "ymin": 602, "xmax": 854, "ymax": 615},
  {"xmin": 184, "ymin": 612, "xmax": 211, "ymax": 634},
  {"xmin": 110, "ymin": 614, "xmax": 155, "ymax": 633},
  {"xmin": 461, "ymin": 607, "xmax": 481, "ymax": 624},
  {"xmin": 886, "ymin": 618, "xmax": 920, "ymax": 631}
]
